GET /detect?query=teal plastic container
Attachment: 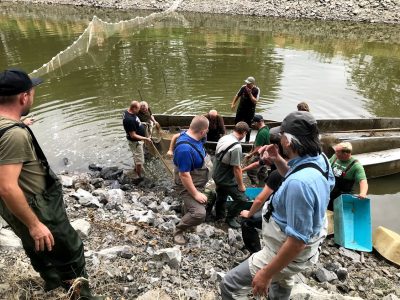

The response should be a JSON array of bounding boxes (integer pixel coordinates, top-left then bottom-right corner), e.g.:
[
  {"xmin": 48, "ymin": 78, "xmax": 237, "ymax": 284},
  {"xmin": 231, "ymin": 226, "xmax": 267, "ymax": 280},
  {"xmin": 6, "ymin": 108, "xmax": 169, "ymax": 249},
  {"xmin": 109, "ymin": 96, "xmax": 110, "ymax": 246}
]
[
  {"xmin": 227, "ymin": 187, "xmax": 263, "ymax": 210},
  {"xmin": 333, "ymin": 194, "xmax": 372, "ymax": 252}
]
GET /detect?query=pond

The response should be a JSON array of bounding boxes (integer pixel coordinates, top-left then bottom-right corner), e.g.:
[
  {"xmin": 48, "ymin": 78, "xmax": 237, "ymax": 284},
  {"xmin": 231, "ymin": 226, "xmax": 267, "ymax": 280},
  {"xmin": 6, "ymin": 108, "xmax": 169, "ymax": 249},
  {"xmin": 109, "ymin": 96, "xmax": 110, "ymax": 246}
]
[{"xmin": 0, "ymin": 2, "xmax": 400, "ymax": 232}]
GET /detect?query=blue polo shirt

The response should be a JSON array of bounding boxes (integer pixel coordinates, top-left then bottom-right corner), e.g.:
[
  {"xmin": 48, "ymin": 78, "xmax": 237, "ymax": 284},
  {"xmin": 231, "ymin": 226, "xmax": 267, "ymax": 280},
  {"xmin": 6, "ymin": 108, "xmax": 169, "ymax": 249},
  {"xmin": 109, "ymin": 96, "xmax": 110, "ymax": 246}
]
[
  {"xmin": 268, "ymin": 154, "xmax": 335, "ymax": 244},
  {"xmin": 173, "ymin": 132, "xmax": 205, "ymax": 172}
]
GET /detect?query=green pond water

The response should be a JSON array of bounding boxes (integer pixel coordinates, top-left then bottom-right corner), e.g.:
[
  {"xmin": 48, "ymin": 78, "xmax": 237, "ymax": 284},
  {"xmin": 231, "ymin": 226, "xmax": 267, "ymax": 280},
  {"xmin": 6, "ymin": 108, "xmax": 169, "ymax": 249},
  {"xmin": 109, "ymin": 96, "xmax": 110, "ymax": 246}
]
[{"xmin": 1, "ymin": 3, "xmax": 400, "ymax": 231}]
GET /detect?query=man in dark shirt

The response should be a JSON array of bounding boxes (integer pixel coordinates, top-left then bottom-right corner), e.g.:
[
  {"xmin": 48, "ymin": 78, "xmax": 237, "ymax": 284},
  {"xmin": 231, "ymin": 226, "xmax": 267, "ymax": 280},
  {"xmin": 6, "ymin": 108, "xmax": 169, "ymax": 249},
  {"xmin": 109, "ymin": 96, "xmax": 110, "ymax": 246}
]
[
  {"xmin": 231, "ymin": 76, "xmax": 260, "ymax": 142},
  {"xmin": 123, "ymin": 100, "xmax": 151, "ymax": 178}
]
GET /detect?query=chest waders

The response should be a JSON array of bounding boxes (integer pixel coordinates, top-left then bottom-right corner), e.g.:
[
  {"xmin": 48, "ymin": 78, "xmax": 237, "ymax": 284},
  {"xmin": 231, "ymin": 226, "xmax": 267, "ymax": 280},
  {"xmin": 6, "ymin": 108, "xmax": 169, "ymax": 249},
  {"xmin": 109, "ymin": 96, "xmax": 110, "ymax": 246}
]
[
  {"xmin": 0, "ymin": 124, "xmax": 87, "ymax": 291},
  {"xmin": 173, "ymin": 141, "xmax": 209, "ymax": 192},
  {"xmin": 329, "ymin": 158, "xmax": 357, "ymax": 210}
]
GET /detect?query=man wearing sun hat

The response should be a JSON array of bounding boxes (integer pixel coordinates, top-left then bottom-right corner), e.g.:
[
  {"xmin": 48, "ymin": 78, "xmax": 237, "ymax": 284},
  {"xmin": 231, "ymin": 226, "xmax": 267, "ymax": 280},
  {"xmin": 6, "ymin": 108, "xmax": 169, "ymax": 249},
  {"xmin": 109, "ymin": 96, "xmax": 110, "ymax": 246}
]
[
  {"xmin": 231, "ymin": 76, "xmax": 260, "ymax": 142},
  {"xmin": 0, "ymin": 69, "xmax": 104, "ymax": 299},
  {"xmin": 220, "ymin": 111, "xmax": 335, "ymax": 300},
  {"xmin": 329, "ymin": 141, "xmax": 368, "ymax": 211}
]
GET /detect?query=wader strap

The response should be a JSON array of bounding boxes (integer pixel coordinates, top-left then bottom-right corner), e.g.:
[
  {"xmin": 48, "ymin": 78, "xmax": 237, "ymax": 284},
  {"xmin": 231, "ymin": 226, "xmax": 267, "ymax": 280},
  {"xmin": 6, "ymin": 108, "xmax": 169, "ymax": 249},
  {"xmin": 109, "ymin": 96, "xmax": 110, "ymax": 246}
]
[
  {"xmin": 264, "ymin": 154, "xmax": 330, "ymax": 223},
  {"xmin": 331, "ymin": 158, "xmax": 357, "ymax": 178},
  {"xmin": 175, "ymin": 141, "xmax": 206, "ymax": 165},
  {"xmin": 0, "ymin": 123, "xmax": 25, "ymax": 139},
  {"xmin": 216, "ymin": 141, "xmax": 240, "ymax": 161},
  {"xmin": 0, "ymin": 123, "xmax": 52, "ymax": 180}
]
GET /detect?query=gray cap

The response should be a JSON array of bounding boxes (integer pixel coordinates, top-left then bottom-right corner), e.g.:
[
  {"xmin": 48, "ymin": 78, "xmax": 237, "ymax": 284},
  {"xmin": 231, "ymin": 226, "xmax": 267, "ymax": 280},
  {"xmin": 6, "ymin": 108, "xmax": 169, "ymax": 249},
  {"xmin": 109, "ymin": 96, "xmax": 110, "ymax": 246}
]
[
  {"xmin": 244, "ymin": 76, "xmax": 255, "ymax": 84},
  {"xmin": 280, "ymin": 111, "xmax": 318, "ymax": 136}
]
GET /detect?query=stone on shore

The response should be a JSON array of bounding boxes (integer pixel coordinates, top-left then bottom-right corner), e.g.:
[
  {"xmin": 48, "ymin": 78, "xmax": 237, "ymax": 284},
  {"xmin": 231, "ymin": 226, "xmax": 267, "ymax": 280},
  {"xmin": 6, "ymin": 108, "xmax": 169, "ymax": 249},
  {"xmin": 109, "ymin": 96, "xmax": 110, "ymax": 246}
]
[{"xmin": 0, "ymin": 229, "xmax": 22, "ymax": 249}]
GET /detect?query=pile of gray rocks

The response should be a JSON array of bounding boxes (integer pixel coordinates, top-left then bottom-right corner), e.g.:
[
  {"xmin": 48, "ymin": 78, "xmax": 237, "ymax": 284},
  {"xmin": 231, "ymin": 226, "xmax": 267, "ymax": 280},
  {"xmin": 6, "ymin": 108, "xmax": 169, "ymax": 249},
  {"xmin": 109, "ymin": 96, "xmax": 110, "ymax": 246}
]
[
  {"xmin": 4, "ymin": 0, "xmax": 400, "ymax": 24},
  {"xmin": 0, "ymin": 164, "xmax": 399, "ymax": 299}
]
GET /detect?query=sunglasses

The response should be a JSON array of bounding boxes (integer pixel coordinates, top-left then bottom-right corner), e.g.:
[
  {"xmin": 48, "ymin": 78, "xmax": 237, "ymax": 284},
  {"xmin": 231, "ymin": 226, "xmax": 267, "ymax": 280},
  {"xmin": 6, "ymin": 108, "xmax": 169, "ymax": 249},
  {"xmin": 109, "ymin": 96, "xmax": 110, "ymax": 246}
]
[{"xmin": 338, "ymin": 149, "xmax": 351, "ymax": 154}]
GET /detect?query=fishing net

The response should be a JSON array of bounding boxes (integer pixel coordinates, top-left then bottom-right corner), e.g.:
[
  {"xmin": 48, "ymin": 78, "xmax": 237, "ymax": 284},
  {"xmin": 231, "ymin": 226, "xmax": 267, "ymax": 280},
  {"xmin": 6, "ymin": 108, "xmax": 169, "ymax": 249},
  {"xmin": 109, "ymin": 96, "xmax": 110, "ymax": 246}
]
[{"xmin": 29, "ymin": 0, "xmax": 185, "ymax": 78}]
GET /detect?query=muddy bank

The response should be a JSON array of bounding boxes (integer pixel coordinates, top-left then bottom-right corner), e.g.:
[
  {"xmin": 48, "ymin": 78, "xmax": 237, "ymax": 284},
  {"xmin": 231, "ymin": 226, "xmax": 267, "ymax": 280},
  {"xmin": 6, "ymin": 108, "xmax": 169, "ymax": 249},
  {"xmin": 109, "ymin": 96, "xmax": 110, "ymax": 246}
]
[
  {"xmin": 0, "ymin": 161, "xmax": 399, "ymax": 299},
  {"xmin": 3, "ymin": 0, "xmax": 400, "ymax": 24}
]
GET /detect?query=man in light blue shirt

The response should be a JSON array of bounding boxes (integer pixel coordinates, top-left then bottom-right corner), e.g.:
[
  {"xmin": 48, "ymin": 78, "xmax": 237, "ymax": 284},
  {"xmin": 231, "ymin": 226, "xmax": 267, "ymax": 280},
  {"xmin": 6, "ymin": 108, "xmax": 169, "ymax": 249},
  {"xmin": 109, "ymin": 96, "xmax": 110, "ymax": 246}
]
[{"xmin": 221, "ymin": 111, "xmax": 335, "ymax": 300}]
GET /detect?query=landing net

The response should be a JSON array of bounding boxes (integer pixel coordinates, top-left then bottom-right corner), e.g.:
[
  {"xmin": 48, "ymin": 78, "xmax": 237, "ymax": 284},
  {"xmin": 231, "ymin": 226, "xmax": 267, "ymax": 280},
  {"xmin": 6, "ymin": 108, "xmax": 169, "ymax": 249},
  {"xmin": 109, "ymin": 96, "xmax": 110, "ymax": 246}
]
[{"xmin": 29, "ymin": 0, "xmax": 184, "ymax": 78}]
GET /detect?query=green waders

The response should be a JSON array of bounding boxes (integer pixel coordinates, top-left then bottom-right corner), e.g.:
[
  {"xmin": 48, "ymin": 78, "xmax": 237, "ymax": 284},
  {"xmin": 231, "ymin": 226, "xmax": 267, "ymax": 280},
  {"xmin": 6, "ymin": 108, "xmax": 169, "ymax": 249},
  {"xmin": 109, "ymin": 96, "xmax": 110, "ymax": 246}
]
[{"xmin": 0, "ymin": 124, "xmax": 87, "ymax": 291}]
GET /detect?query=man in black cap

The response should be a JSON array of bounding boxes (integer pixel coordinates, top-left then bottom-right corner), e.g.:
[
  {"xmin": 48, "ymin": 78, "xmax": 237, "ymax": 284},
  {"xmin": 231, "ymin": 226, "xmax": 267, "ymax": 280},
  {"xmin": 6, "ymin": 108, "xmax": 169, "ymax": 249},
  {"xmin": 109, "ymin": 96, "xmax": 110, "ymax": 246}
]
[
  {"xmin": 231, "ymin": 76, "xmax": 260, "ymax": 142},
  {"xmin": 242, "ymin": 114, "xmax": 270, "ymax": 185},
  {"xmin": 220, "ymin": 111, "xmax": 335, "ymax": 300},
  {"xmin": 0, "ymin": 69, "xmax": 103, "ymax": 299}
]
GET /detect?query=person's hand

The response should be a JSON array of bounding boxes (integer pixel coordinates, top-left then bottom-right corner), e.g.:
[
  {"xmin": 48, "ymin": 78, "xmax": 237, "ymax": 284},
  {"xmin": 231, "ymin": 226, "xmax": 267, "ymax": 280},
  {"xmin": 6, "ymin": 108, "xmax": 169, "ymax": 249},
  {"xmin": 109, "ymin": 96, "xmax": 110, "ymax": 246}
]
[
  {"xmin": 144, "ymin": 137, "xmax": 151, "ymax": 143},
  {"xmin": 358, "ymin": 193, "xmax": 367, "ymax": 199},
  {"xmin": 252, "ymin": 268, "xmax": 272, "ymax": 297},
  {"xmin": 231, "ymin": 103, "xmax": 236, "ymax": 111},
  {"xmin": 238, "ymin": 183, "xmax": 246, "ymax": 192},
  {"xmin": 194, "ymin": 191, "xmax": 208, "ymax": 204},
  {"xmin": 23, "ymin": 118, "xmax": 35, "ymax": 126},
  {"xmin": 240, "ymin": 210, "xmax": 251, "ymax": 218},
  {"xmin": 166, "ymin": 150, "xmax": 174, "ymax": 158},
  {"xmin": 29, "ymin": 222, "xmax": 55, "ymax": 252},
  {"xmin": 261, "ymin": 144, "xmax": 280, "ymax": 162}
]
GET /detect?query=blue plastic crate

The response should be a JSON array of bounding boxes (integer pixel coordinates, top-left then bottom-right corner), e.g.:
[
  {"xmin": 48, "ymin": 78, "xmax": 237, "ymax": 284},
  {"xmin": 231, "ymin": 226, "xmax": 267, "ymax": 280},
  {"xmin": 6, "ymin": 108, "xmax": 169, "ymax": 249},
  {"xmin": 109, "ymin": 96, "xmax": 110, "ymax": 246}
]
[
  {"xmin": 245, "ymin": 187, "xmax": 264, "ymax": 201},
  {"xmin": 333, "ymin": 194, "xmax": 372, "ymax": 252},
  {"xmin": 227, "ymin": 187, "xmax": 263, "ymax": 210}
]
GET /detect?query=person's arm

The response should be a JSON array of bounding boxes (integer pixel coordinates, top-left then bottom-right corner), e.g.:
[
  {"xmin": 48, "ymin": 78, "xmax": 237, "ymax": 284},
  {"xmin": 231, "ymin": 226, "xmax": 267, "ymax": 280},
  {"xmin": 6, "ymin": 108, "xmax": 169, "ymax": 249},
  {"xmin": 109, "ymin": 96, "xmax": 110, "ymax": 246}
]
[
  {"xmin": 129, "ymin": 131, "xmax": 151, "ymax": 142},
  {"xmin": 179, "ymin": 171, "xmax": 207, "ymax": 203},
  {"xmin": 240, "ymin": 185, "xmax": 273, "ymax": 218},
  {"xmin": 246, "ymin": 146, "xmax": 262, "ymax": 159},
  {"xmin": 252, "ymin": 237, "xmax": 306, "ymax": 297},
  {"xmin": 0, "ymin": 163, "xmax": 54, "ymax": 252},
  {"xmin": 358, "ymin": 179, "xmax": 368, "ymax": 199},
  {"xmin": 242, "ymin": 161, "xmax": 260, "ymax": 172},
  {"xmin": 247, "ymin": 87, "xmax": 259, "ymax": 105},
  {"xmin": 167, "ymin": 133, "xmax": 180, "ymax": 157},
  {"xmin": 233, "ymin": 165, "xmax": 245, "ymax": 192},
  {"xmin": 219, "ymin": 116, "xmax": 226, "ymax": 136},
  {"xmin": 231, "ymin": 95, "xmax": 239, "ymax": 110},
  {"xmin": 260, "ymin": 144, "xmax": 289, "ymax": 176}
]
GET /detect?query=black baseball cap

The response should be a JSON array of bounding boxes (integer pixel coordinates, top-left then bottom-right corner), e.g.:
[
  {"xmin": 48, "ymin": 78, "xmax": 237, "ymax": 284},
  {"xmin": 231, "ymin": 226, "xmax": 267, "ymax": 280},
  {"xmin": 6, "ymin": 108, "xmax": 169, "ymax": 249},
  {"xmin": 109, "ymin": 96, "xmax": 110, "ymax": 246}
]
[
  {"xmin": 0, "ymin": 69, "xmax": 43, "ymax": 96},
  {"xmin": 280, "ymin": 111, "xmax": 318, "ymax": 136},
  {"xmin": 252, "ymin": 114, "xmax": 264, "ymax": 122}
]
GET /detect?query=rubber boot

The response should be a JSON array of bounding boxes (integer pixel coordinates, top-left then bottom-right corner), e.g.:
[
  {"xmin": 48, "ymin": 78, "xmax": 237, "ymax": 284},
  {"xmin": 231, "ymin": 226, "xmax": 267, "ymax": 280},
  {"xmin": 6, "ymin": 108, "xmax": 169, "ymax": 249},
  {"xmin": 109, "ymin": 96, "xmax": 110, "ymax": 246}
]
[{"xmin": 67, "ymin": 278, "xmax": 107, "ymax": 300}]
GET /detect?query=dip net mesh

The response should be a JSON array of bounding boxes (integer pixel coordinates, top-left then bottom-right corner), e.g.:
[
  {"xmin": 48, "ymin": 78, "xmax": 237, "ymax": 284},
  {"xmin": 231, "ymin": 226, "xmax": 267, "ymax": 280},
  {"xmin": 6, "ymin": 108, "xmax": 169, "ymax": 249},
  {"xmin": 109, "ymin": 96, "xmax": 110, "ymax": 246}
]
[{"xmin": 29, "ymin": 0, "xmax": 184, "ymax": 78}]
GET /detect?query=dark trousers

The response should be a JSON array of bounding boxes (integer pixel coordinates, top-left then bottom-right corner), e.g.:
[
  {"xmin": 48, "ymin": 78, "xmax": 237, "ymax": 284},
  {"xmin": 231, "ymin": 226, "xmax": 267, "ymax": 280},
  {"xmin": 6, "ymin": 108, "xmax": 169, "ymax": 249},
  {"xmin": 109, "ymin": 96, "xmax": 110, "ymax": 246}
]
[
  {"xmin": 215, "ymin": 185, "xmax": 248, "ymax": 220},
  {"xmin": 241, "ymin": 211, "xmax": 262, "ymax": 253},
  {"xmin": 0, "ymin": 174, "xmax": 86, "ymax": 290}
]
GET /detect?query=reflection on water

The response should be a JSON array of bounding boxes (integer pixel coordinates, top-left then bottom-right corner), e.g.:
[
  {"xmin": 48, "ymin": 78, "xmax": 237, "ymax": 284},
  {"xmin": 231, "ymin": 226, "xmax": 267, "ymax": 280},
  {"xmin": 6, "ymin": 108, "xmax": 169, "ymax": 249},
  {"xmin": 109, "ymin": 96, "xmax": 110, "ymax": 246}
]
[{"xmin": 1, "ymin": 2, "xmax": 400, "ymax": 230}]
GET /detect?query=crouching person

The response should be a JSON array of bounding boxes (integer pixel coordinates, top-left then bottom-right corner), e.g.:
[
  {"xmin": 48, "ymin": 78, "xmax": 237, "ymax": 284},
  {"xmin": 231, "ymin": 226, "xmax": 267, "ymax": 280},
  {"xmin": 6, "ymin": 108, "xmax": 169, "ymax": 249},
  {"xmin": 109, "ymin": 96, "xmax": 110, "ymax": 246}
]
[
  {"xmin": 173, "ymin": 115, "xmax": 209, "ymax": 245},
  {"xmin": 220, "ymin": 111, "xmax": 335, "ymax": 300}
]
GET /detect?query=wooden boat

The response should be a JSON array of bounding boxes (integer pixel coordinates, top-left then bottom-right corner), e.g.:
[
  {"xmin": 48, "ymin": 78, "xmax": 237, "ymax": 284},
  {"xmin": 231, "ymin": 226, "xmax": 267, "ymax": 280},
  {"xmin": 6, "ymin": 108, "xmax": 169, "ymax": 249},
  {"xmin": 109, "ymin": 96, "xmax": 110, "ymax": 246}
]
[
  {"xmin": 153, "ymin": 114, "xmax": 400, "ymax": 178},
  {"xmin": 373, "ymin": 226, "xmax": 400, "ymax": 266}
]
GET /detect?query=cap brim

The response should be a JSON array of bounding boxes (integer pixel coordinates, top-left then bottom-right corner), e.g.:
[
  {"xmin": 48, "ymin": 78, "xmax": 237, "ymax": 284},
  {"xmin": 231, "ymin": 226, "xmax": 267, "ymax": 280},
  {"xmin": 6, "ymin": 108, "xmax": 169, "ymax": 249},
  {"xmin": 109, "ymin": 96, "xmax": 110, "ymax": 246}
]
[
  {"xmin": 269, "ymin": 126, "xmax": 281, "ymax": 137},
  {"xmin": 245, "ymin": 80, "xmax": 251, "ymax": 84},
  {"xmin": 31, "ymin": 77, "xmax": 43, "ymax": 87}
]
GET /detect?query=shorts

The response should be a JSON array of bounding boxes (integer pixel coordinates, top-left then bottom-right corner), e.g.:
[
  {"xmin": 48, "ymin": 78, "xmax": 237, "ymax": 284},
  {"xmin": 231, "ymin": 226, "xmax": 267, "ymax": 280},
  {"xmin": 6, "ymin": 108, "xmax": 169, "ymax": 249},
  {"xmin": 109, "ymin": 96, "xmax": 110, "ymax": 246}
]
[{"xmin": 128, "ymin": 140, "xmax": 144, "ymax": 165}]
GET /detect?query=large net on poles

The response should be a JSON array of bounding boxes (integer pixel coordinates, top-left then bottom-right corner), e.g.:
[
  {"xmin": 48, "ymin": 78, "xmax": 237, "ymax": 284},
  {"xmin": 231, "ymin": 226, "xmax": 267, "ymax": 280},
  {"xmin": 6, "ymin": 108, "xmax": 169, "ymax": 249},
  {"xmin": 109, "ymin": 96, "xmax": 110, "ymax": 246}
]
[{"xmin": 29, "ymin": 0, "xmax": 185, "ymax": 78}]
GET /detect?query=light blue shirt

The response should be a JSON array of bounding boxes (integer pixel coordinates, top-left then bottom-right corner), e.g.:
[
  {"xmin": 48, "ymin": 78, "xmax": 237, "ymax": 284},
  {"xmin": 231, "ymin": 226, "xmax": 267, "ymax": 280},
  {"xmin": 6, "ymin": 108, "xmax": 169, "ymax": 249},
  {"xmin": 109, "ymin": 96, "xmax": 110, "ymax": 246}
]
[{"xmin": 269, "ymin": 154, "xmax": 335, "ymax": 244}]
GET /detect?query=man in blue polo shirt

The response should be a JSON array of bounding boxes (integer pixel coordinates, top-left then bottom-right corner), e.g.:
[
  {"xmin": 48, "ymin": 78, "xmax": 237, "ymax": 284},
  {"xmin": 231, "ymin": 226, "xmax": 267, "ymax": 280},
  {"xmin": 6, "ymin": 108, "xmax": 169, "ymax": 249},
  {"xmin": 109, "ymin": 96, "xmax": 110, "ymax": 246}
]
[
  {"xmin": 173, "ymin": 115, "xmax": 209, "ymax": 245},
  {"xmin": 220, "ymin": 111, "xmax": 335, "ymax": 300}
]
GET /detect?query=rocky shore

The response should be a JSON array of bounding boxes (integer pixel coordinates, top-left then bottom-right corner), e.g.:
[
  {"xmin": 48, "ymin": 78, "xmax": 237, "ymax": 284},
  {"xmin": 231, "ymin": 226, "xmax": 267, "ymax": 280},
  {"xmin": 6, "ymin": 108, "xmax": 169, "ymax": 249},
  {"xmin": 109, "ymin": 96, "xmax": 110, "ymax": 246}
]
[
  {"xmin": 3, "ymin": 0, "xmax": 400, "ymax": 24},
  {"xmin": 0, "ymin": 160, "xmax": 399, "ymax": 300}
]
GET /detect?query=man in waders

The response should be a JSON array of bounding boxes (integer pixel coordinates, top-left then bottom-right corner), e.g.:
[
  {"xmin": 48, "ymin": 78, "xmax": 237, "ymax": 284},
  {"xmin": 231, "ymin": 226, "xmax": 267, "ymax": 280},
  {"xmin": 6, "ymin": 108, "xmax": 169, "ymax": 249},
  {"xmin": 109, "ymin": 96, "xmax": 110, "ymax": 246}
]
[
  {"xmin": 212, "ymin": 121, "xmax": 250, "ymax": 228},
  {"xmin": 328, "ymin": 141, "xmax": 368, "ymax": 211},
  {"xmin": 220, "ymin": 111, "xmax": 335, "ymax": 300},
  {"xmin": 0, "ymin": 69, "xmax": 104, "ymax": 299},
  {"xmin": 231, "ymin": 76, "xmax": 260, "ymax": 142},
  {"xmin": 173, "ymin": 115, "xmax": 209, "ymax": 245}
]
